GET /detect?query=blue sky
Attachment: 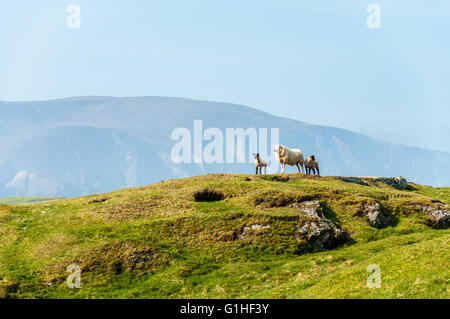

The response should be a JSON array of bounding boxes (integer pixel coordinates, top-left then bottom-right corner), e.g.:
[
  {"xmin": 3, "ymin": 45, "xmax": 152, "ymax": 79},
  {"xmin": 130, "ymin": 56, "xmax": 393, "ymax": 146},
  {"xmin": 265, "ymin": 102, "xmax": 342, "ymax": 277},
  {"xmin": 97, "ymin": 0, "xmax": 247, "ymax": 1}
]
[{"xmin": 1, "ymin": 0, "xmax": 449, "ymax": 152}]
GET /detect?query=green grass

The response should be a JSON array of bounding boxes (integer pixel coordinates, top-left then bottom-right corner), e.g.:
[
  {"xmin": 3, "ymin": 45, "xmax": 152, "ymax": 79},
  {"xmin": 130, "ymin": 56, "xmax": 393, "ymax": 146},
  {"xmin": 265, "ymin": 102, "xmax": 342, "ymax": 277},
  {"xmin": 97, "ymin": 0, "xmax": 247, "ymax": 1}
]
[
  {"xmin": 0, "ymin": 174, "xmax": 448, "ymax": 299},
  {"xmin": 410, "ymin": 184, "xmax": 450, "ymax": 205},
  {"xmin": 0, "ymin": 197, "xmax": 65, "ymax": 204}
]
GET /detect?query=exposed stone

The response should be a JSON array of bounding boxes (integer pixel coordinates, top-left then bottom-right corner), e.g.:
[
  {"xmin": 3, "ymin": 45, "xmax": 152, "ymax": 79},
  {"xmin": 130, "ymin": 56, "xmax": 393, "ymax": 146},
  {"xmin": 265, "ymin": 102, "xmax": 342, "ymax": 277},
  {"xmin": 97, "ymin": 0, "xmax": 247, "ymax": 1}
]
[
  {"xmin": 370, "ymin": 177, "xmax": 408, "ymax": 190},
  {"xmin": 404, "ymin": 203, "xmax": 449, "ymax": 229},
  {"xmin": 248, "ymin": 224, "xmax": 271, "ymax": 230},
  {"xmin": 295, "ymin": 219, "xmax": 346, "ymax": 249},
  {"xmin": 406, "ymin": 204, "xmax": 434, "ymax": 213},
  {"xmin": 334, "ymin": 176, "xmax": 408, "ymax": 190},
  {"xmin": 357, "ymin": 202, "xmax": 391, "ymax": 228},
  {"xmin": 289, "ymin": 200, "xmax": 324, "ymax": 219},
  {"xmin": 238, "ymin": 224, "xmax": 270, "ymax": 239},
  {"xmin": 291, "ymin": 200, "xmax": 346, "ymax": 249},
  {"xmin": 427, "ymin": 209, "xmax": 450, "ymax": 229},
  {"xmin": 334, "ymin": 176, "xmax": 369, "ymax": 186}
]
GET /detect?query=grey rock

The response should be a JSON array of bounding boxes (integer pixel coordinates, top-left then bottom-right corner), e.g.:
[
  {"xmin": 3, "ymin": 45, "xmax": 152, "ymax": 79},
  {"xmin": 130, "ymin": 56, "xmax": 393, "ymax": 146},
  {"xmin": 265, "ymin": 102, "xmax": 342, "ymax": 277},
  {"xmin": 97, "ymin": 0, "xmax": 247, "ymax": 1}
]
[
  {"xmin": 371, "ymin": 177, "xmax": 408, "ymax": 190},
  {"xmin": 359, "ymin": 202, "xmax": 391, "ymax": 228},
  {"xmin": 334, "ymin": 176, "xmax": 408, "ymax": 190},
  {"xmin": 334, "ymin": 176, "xmax": 369, "ymax": 186},
  {"xmin": 411, "ymin": 204, "xmax": 434, "ymax": 213},
  {"xmin": 292, "ymin": 199, "xmax": 347, "ymax": 249},
  {"xmin": 295, "ymin": 224, "xmax": 309, "ymax": 235},
  {"xmin": 238, "ymin": 224, "xmax": 270, "ymax": 239},
  {"xmin": 427, "ymin": 209, "xmax": 450, "ymax": 229},
  {"xmin": 405, "ymin": 204, "xmax": 449, "ymax": 229},
  {"xmin": 295, "ymin": 219, "xmax": 345, "ymax": 249},
  {"xmin": 249, "ymin": 224, "xmax": 270, "ymax": 230},
  {"xmin": 289, "ymin": 200, "xmax": 325, "ymax": 219}
]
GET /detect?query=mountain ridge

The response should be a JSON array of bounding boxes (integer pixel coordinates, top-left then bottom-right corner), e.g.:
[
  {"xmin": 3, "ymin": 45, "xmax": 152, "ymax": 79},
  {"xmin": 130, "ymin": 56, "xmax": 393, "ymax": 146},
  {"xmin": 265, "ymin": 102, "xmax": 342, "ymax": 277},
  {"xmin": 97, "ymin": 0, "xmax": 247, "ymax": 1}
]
[
  {"xmin": 3, "ymin": 95, "xmax": 447, "ymax": 154},
  {"xmin": 1, "ymin": 96, "xmax": 449, "ymax": 197}
]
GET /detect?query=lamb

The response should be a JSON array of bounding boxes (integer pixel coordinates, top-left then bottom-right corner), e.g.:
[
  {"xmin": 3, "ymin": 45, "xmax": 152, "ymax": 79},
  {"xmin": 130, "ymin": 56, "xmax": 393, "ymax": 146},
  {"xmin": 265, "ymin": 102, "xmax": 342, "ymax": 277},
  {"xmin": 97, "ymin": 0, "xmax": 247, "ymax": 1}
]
[
  {"xmin": 252, "ymin": 153, "xmax": 267, "ymax": 175},
  {"xmin": 305, "ymin": 155, "xmax": 320, "ymax": 176},
  {"xmin": 273, "ymin": 144, "xmax": 304, "ymax": 174}
]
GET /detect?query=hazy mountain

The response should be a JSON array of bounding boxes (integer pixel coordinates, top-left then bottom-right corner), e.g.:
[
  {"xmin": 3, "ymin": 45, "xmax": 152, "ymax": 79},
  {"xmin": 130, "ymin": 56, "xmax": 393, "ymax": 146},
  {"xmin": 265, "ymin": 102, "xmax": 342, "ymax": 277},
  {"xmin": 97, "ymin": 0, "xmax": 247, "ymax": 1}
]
[{"xmin": 0, "ymin": 96, "xmax": 449, "ymax": 197}]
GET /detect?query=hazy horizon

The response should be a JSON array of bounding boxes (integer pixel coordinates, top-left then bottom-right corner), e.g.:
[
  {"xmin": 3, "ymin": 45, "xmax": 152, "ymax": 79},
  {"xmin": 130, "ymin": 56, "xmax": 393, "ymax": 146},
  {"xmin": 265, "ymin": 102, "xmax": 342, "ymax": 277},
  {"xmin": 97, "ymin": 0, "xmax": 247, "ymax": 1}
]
[
  {"xmin": 2, "ymin": 94, "xmax": 449, "ymax": 156},
  {"xmin": 1, "ymin": 0, "xmax": 449, "ymax": 152}
]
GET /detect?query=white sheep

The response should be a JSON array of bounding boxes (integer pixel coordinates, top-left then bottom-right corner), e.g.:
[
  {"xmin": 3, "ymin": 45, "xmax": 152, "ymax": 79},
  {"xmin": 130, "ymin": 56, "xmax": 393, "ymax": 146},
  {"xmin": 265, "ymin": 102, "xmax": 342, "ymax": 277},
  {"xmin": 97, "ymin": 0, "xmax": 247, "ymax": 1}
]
[
  {"xmin": 273, "ymin": 144, "xmax": 304, "ymax": 174},
  {"xmin": 252, "ymin": 153, "xmax": 267, "ymax": 175}
]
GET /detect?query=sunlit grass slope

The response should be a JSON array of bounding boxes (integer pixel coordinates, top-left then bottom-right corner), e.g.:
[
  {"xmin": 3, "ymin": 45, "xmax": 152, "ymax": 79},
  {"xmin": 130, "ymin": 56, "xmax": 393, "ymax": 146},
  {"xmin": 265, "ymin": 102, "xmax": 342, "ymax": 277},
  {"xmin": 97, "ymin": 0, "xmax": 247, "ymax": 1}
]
[{"xmin": 0, "ymin": 174, "xmax": 448, "ymax": 299}]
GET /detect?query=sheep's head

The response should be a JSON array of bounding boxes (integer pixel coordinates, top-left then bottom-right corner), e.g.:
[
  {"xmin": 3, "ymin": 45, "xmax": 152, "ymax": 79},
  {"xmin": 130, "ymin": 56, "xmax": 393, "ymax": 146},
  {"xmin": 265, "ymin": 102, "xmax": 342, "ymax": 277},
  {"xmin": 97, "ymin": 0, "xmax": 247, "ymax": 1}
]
[
  {"xmin": 274, "ymin": 145, "xmax": 285, "ymax": 156},
  {"xmin": 252, "ymin": 153, "xmax": 260, "ymax": 159},
  {"xmin": 273, "ymin": 144, "xmax": 281, "ymax": 152}
]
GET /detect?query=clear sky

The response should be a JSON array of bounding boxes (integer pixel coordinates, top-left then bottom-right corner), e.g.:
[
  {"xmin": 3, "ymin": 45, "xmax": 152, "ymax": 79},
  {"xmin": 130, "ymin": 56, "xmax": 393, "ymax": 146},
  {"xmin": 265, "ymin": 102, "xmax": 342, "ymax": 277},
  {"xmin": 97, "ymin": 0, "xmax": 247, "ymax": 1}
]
[{"xmin": 1, "ymin": 0, "xmax": 449, "ymax": 152}]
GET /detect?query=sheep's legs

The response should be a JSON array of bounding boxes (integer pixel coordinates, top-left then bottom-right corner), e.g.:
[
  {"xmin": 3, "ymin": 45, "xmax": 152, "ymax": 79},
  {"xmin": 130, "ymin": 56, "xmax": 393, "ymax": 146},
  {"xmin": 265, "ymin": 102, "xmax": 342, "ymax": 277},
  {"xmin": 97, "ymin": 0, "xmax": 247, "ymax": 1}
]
[
  {"xmin": 317, "ymin": 168, "xmax": 320, "ymax": 176},
  {"xmin": 255, "ymin": 167, "xmax": 258, "ymax": 175},
  {"xmin": 295, "ymin": 163, "xmax": 301, "ymax": 174},
  {"xmin": 280, "ymin": 163, "xmax": 285, "ymax": 174}
]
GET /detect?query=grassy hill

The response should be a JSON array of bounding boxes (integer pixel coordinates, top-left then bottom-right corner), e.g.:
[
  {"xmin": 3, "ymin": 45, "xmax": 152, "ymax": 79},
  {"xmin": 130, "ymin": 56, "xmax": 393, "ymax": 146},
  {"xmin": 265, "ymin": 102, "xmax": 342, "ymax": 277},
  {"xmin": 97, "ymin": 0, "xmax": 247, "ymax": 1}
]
[{"xmin": 0, "ymin": 174, "xmax": 448, "ymax": 299}]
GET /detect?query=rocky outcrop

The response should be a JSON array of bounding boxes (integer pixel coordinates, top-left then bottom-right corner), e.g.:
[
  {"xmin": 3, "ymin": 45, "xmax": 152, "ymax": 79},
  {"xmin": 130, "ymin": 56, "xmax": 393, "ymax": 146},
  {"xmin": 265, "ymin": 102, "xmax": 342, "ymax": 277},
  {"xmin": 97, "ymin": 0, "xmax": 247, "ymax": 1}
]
[
  {"xmin": 356, "ymin": 202, "xmax": 391, "ymax": 228},
  {"xmin": 292, "ymin": 200, "xmax": 347, "ymax": 249},
  {"xmin": 334, "ymin": 176, "xmax": 369, "ymax": 186},
  {"xmin": 295, "ymin": 219, "xmax": 346, "ymax": 249},
  {"xmin": 370, "ymin": 177, "xmax": 408, "ymax": 190},
  {"xmin": 334, "ymin": 176, "xmax": 408, "ymax": 190},
  {"xmin": 405, "ymin": 203, "xmax": 450, "ymax": 229},
  {"xmin": 289, "ymin": 200, "xmax": 325, "ymax": 219},
  {"xmin": 238, "ymin": 224, "xmax": 271, "ymax": 239},
  {"xmin": 427, "ymin": 209, "xmax": 450, "ymax": 229}
]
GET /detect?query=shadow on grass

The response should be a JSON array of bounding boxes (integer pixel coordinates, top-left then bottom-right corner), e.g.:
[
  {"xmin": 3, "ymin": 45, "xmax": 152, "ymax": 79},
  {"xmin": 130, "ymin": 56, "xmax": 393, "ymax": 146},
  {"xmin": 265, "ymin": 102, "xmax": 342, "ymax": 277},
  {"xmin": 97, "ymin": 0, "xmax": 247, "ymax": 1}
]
[
  {"xmin": 321, "ymin": 203, "xmax": 356, "ymax": 248},
  {"xmin": 257, "ymin": 175, "xmax": 290, "ymax": 182}
]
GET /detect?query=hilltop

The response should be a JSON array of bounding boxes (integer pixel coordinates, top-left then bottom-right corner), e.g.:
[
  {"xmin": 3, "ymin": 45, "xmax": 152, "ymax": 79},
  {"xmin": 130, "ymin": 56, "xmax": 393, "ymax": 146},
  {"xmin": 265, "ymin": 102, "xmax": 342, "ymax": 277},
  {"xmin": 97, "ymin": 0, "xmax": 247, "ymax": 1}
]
[
  {"xmin": 0, "ymin": 174, "xmax": 449, "ymax": 299},
  {"xmin": 1, "ymin": 96, "xmax": 450, "ymax": 198}
]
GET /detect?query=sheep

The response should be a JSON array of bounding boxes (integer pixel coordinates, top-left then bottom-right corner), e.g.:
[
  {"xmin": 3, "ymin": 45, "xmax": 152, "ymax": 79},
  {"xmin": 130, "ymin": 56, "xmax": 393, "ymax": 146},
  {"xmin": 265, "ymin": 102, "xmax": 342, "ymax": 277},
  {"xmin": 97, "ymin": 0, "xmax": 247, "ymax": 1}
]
[
  {"xmin": 252, "ymin": 153, "xmax": 267, "ymax": 175},
  {"xmin": 273, "ymin": 144, "xmax": 304, "ymax": 174},
  {"xmin": 305, "ymin": 155, "xmax": 320, "ymax": 176}
]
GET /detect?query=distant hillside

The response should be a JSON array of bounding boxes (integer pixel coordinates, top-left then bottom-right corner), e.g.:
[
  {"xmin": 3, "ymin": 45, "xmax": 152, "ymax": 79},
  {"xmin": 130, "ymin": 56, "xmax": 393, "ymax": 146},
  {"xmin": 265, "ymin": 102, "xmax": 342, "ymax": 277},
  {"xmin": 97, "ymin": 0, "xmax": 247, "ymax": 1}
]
[
  {"xmin": 0, "ymin": 197, "xmax": 65, "ymax": 205},
  {"xmin": 0, "ymin": 174, "xmax": 448, "ymax": 298},
  {"xmin": 1, "ymin": 96, "xmax": 449, "ymax": 197}
]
